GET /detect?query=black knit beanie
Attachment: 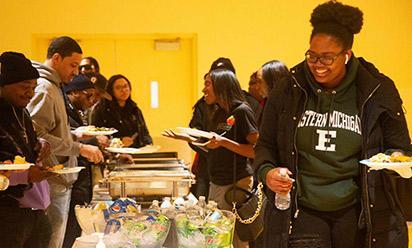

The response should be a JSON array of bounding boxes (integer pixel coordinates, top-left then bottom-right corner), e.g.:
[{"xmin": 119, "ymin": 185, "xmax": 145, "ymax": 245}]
[{"xmin": 0, "ymin": 52, "xmax": 39, "ymax": 86}]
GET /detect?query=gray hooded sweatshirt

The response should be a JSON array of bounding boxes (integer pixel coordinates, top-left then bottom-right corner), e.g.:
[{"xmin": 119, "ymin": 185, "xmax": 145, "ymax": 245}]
[{"xmin": 27, "ymin": 61, "xmax": 81, "ymax": 187}]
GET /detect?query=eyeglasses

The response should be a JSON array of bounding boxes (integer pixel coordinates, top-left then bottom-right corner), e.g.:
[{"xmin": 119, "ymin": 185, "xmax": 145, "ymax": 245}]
[
  {"xmin": 305, "ymin": 50, "xmax": 345, "ymax": 66},
  {"xmin": 79, "ymin": 64, "xmax": 94, "ymax": 71}
]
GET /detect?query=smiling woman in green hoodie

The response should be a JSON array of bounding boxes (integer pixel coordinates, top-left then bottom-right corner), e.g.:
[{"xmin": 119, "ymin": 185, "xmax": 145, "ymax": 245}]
[{"xmin": 255, "ymin": 1, "xmax": 411, "ymax": 248}]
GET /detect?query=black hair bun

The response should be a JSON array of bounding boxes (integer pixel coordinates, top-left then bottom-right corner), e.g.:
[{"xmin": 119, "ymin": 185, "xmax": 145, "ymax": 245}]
[{"xmin": 311, "ymin": 1, "xmax": 363, "ymax": 34}]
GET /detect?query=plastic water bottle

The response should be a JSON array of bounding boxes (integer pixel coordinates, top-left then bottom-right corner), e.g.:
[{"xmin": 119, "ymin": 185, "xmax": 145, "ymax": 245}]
[
  {"xmin": 206, "ymin": 201, "xmax": 218, "ymax": 213},
  {"xmin": 161, "ymin": 197, "xmax": 172, "ymax": 209},
  {"xmin": 147, "ymin": 200, "xmax": 160, "ymax": 215},
  {"xmin": 197, "ymin": 196, "xmax": 207, "ymax": 218},
  {"xmin": 275, "ymin": 168, "xmax": 291, "ymax": 210},
  {"xmin": 160, "ymin": 197, "xmax": 175, "ymax": 218}
]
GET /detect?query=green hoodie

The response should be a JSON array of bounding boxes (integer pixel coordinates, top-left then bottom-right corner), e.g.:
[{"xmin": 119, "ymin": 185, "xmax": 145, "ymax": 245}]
[{"xmin": 296, "ymin": 57, "xmax": 361, "ymax": 211}]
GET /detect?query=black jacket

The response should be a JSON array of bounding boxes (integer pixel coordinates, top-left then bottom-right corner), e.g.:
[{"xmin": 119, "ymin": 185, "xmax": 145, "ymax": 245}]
[
  {"xmin": 0, "ymin": 99, "xmax": 38, "ymax": 206},
  {"xmin": 254, "ymin": 58, "xmax": 411, "ymax": 248},
  {"xmin": 64, "ymin": 93, "xmax": 94, "ymax": 204},
  {"xmin": 91, "ymin": 99, "xmax": 152, "ymax": 148}
]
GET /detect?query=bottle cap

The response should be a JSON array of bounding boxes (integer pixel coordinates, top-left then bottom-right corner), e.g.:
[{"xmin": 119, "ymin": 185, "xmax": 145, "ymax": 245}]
[{"xmin": 279, "ymin": 168, "xmax": 287, "ymax": 177}]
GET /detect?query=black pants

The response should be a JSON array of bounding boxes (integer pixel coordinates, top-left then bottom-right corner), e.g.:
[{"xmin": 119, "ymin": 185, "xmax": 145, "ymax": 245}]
[
  {"xmin": 0, "ymin": 207, "xmax": 52, "ymax": 248},
  {"xmin": 192, "ymin": 176, "xmax": 210, "ymax": 199},
  {"xmin": 289, "ymin": 205, "xmax": 364, "ymax": 248},
  {"xmin": 190, "ymin": 156, "xmax": 210, "ymax": 199}
]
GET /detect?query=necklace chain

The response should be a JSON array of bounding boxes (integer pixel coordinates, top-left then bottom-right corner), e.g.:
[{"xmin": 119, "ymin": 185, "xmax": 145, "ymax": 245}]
[{"xmin": 12, "ymin": 106, "xmax": 28, "ymax": 144}]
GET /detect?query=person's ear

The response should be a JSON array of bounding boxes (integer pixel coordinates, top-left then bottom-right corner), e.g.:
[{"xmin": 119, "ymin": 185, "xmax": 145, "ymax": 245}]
[
  {"xmin": 345, "ymin": 50, "xmax": 353, "ymax": 65},
  {"xmin": 51, "ymin": 53, "xmax": 62, "ymax": 65}
]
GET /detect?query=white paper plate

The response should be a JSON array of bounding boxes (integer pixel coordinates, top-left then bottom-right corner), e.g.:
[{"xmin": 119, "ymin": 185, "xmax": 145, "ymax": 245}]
[
  {"xmin": 51, "ymin": 167, "xmax": 85, "ymax": 174},
  {"xmin": 72, "ymin": 126, "xmax": 118, "ymax": 136},
  {"xmin": 106, "ymin": 145, "xmax": 160, "ymax": 154},
  {"xmin": 175, "ymin": 127, "xmax": 214, "ymax": 139},
  {"xmin": 360, "ymin": 159, "xmax": 412, "ymax": 178},
  {"xmin": 0, "ymin": 163, "xmax": 33, "ymax": 170}
]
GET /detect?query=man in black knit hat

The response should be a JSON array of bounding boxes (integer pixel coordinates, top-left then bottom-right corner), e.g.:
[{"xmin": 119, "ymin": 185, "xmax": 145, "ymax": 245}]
[{"xmin": 0, "ymin": 51, "xmax": 54, "ymax": 247}]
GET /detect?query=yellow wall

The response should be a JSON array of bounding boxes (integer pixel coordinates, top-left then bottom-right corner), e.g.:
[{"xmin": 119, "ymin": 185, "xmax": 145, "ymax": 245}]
[{"xmin": 1, "ymin": 0, "xmax": 412, "ymax": 129}]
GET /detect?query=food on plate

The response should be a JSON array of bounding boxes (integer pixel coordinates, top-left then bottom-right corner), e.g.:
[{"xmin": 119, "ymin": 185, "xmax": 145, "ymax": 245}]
[
  {"xmin": 369, "ymin": 153, "xmax": 391, "ymax": 163},
  {"xmin": 13, "ymin": 155, "xmax": 27, "ymax": 164},
  {"xmin": 110, "ymin": 138, "xmax": 124, "ymax": 148},
  {"xmin": 74, "ymin": 125, "xmax": 117, "ymax": 136},
  {"xmin": 369, "ymin": 152, "xmax": 412, "ymax": 163},
  {"xmin": 48, "ymin": 164, "xmax": 64, "ymax": 171},
  {"xmin": 82, "ymin": 125, "xmax": 115, "ymax": 132},
  {"xmin": 0, "ymin": 156, "xmax": 32, "ymax": 172},
  {"xmin": 390, "ymin": 155, "xmax": 412, "ymax": 163}
]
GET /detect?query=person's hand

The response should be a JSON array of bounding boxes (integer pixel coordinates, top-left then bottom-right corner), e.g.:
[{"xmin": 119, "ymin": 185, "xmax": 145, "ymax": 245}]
[
  {"xmin": 35, "ymin": 138, "xmax": 51, "ymax": 163},
  {"xmin": 116, "ymin": 154, "xmax": 134, "ymax": 164},
  {"xmin": 80, "ymin": 144, "xmax": 104, "ymax": 164},
  {"xmin": 96, "ymin": 135, "xmax": 109, "ymax": 147},
  {"xmin": 265, "ymin": 167, "xmax": 294, "ymax": 194},
  {"xmin": 206, "ymin": 133, "xmax": 225, "ymax": 149},
  {"xmin": 161, "ymin": 129, "xmax": 197, "ymax": 143},
  {"xmin": 28, "ymin": 165, "xmax": 56, "ymax": 183}
]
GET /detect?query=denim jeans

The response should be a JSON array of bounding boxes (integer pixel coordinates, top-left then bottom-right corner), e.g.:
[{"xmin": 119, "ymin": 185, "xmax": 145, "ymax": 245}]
[{"xmin": 47, "ymin": 183, "xmax": 72, "ymax": 248}]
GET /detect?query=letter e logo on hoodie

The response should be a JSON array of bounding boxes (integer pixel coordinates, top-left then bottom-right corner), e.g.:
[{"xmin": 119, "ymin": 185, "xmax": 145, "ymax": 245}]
[{"xmin": 315, "ymin": 129, "xmax": 336, "ymax": 151}]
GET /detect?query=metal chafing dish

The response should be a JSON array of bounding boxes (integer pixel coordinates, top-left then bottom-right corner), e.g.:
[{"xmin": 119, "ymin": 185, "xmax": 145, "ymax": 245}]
[{"xmin": 106, "ymin": 152, "xmax": 195, "ymax": 202}]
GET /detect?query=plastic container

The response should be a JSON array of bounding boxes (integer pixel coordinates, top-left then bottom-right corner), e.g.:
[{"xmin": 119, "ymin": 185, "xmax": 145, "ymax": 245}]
[
  {"xmin": 197, "ymin": 196, "xmax": 207, "ymax": 218},
  {"xmin": 120, "ymin": 213, "xmax": 171, "ymax": 248},
  {"xmin": 75, "ymin": 205, "xmax": 107, "ymax": 234},
  {"xmin": 176, "ymin": 209, "xmax": 235, "ymax": 248},
  {"xmin": 74, "ymin": 232, "xmax": 135, "ymax": 248}
]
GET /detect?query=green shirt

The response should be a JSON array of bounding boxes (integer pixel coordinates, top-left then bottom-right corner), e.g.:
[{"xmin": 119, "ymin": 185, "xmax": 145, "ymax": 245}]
[{"xmin": 296, "ymin": 58, "xmax": 362, "ymax": 211}]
